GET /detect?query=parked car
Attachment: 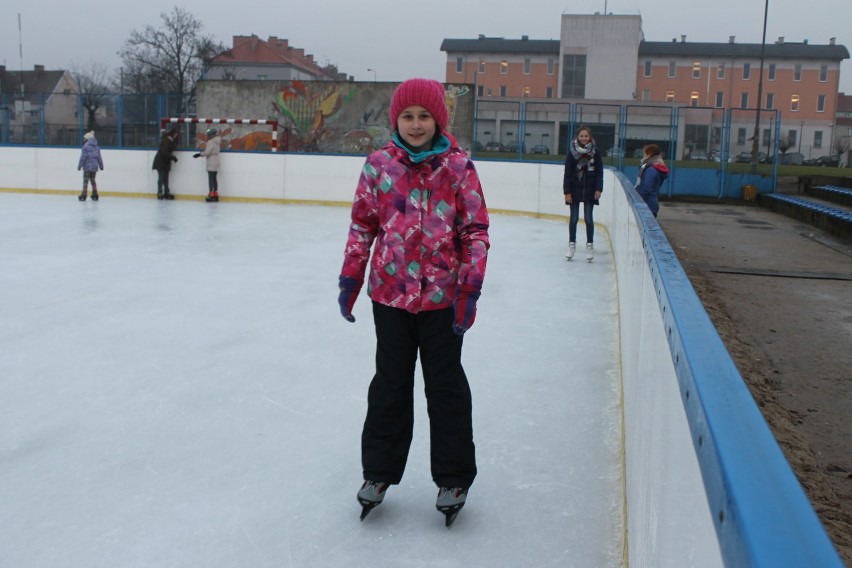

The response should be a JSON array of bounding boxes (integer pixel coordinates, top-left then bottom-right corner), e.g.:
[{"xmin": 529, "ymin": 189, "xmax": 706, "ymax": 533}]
[
  {"xmin": 803, "ymin": 155, "xmax": 840, "ymax": 167},
  {"xmin": 471, "ymin": 140, "xmax": 484, "ymax": 152},
  {"xmin": 772, "ymin": 152, "xmax": 804, "ymax": 165},
  {"xmin": 606, "ymin": 147, "xmax": 624, "ymax": 158},
  {"xmin": 734, "ymin": 151, "xmax": 768, "ymax": 163},
  {"xmin": 504, "ymin": 141, "xmax": 526, "ymax": 153},
  {"xmin": 530, "ymin": 144, "xmax": 550, "ymax": 154},
  {"xmin": 687, "ymin": 149, "xmax": 709, "ymax": 161},
  {"xmin": 484, "ymin": 141, "xmax": 504, "ymax": 152}
]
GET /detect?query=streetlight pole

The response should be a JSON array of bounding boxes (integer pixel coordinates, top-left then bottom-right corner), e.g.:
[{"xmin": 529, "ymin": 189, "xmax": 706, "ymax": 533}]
[
  {"xmin": 750, "ymin": 0, "xmax": 769, "ymax": 173},
  {"xmin": 366, "ymin": 68, "xmax": 377, "ymax": 82}
]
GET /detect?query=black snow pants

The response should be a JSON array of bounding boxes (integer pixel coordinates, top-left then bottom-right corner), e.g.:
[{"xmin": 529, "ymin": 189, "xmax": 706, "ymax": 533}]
[{"xmin": 361, "ymin": 301, "xmax": 477, "ymax": 489}]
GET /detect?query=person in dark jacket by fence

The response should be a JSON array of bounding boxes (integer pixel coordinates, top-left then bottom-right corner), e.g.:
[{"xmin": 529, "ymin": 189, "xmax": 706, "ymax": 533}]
[
  {"xmin": 77, "ymin": 131, "xmax": 104, "ymax": 201},
  {"xmin": 152, "ymin": 128, "xmax": 179, "ymax": 200},
  {"xmin": 562, "ymin": 125, "xmax": 603, "ymax": 261},
  {"xmin": 635, "ymin": 144, "xmax": 669, "ymax": 218}
]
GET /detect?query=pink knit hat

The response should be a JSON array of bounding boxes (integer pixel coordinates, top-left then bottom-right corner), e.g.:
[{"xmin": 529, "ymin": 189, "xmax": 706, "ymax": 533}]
[{"xmin": 389, "ymin": 78, "xmax": 449, "ymax": 131}]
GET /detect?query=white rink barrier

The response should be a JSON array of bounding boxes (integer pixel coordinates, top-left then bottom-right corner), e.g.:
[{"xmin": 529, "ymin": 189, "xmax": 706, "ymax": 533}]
[{"xmin": 0, "ymin": 146, "xmax": 843, "ymax": 567}]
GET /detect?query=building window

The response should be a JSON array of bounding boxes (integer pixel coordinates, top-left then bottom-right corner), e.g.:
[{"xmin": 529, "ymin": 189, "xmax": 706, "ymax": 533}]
[
  {"xmin": 523, "ymin": 58, "xmax": 531, "ymax": 74},
  {"xmin": 819, "ymin": 64, "xmax": 828, "ymax": 82},
  {"xmin": 690, "ymin": 92, "xmax": 699, "ymax": 107},
  {"xmin": 737, "ymin": 128, "xmax": 747, "ymax": 145},
  {"xmin": 642, "ymin": 89, "xmax": 651, "ymax": 101},
  {"xmin": 665, "ymin": 91, "xmax": 675, "ymax": 102},
  {"xmin": 561, "ymin": 54, "xmax": 587, "ymax": 98},
  {"xmin": 715, "ymin": 91, "xmax": 724, "ymax": 108},
  {"xmin": 742, "ymin": 63, "xmax": 751, "ymax": 80},
  {"xmin": 768, "ymin": 63, "xmax": 776, "ymax": 80},
  {"xmin": 814, "ymin": 131, "xmax": 823, "ymax": 148},
  {"xmin": 794, "ymin": 64, "xmax": 802, "ymax": 81},
  {"xmin": 817, "ymin": 94, "xmax": 826, "ymax": 112},
  {"xmin": 500, "ymin": 85, "xmax": 507, "ymax": 97},
  {"xmin": 717, "ymin": 62, "xmax": 725, "ymax": 79},
  {"xmin": 668, "ymin": 61, "xmax": 676, "ymax": 78},
  {"xmin": 791, "ymin": 94, "xmax": 800, "ymax": 111},
  {"xmin": 766, "ymin": 93, "xmax": 774, "ymax": 109},
  {"xmin": 788, "ymin": 130, "xmax": 797, "ymax": 147},
  {"xmin": 455, "ymin": 57, "xmax": 464, "ymax": 74},
  {"xmin": 546, "ymin": 86, "xmax": 553, "ymax": 98},
  {"xmin": 500, "ymin": 60, "xmax": 508, "ymax": 74},
  {"xmin": 522, "ymin": 86, "xmax": 530, "ymax": 97},
  {"xmin": 547, "ymin": 58, "xmax": 555, "ymax": 75},
  {"xmin": 479, "ymin": 58, "xmax": 486, "ymax": 74},
  {"xmin": 741, "ymin": 92, "xmax": 749, "ymax": 109},
  {"xmin": 692, "ymin": 62, "xmax": 701, "ymax": 79},
  {"xmin": 644, "ymin": 60, "xmax": 652, "ymax": 77},
  {"xmin": 477, "ymin": 85, "xmax": 484, "ymax": 97}
]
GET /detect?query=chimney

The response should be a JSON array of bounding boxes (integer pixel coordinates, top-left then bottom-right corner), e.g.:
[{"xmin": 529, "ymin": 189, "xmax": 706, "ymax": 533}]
[
  {"xmin": 777, "ymin": 36, "xmax": 784, "ymax": 44},
  {"xmin": 34, "ymin": 64, "xmax": 44, "ymax": 74},
  {"xmin": 478, "ymin": 34, "xmax": 485, "ymax": 40},
  {"xmin": 830, "ymin": 37, "xmax": 836, "ymax": 45},
  {"xmin": 803, "ymin": 39, "xmax": 808, "ymax": 45},
  {"xmin": 521, "ymin": 35, "xmax": 529, "ymax": 41},
  {"xmin": 729, "ymin": 35, "xmax": 735, "ymax": 44},
  {"xmin": 681, "ymin": 35, "xmax": 686, "ymax": 43}
]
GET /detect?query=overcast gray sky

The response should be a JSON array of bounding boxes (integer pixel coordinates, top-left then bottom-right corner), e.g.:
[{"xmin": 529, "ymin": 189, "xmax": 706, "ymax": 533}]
[{"xmin": 4, "ymin": 0, "xmax": 851, "ymax": 93}]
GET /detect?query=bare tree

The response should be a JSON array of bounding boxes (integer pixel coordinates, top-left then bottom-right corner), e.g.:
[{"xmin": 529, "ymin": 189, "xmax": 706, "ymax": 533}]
[
  {"xmin": 778, "ymin": 134, "xmax": 794, "ymax": 155},
  {"xmin": 73, "ymin": 61, "xmax": 113, "ymax": 131},
  {"xmin": 118, "ymin": 6, "xmax": 224, "ymax": 113}
]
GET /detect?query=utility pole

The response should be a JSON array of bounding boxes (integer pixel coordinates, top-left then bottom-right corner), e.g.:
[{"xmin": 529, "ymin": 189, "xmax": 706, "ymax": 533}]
[{"xmin": 750, "ymin": 0, "xmax": 769, "ymax": 173}]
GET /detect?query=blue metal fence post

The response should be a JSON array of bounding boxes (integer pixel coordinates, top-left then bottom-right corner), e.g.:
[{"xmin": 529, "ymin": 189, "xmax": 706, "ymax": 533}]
[
  {"xmin": 669, "ymin": 107, "xmax": 679, "ymax": 198},
  {"xmin": 116, "ymin": 94, "xmax": 124, "ymax": 148}
]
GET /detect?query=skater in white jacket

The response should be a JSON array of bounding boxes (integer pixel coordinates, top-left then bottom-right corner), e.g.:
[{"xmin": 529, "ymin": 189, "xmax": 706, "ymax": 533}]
[{"xmin": 193, "ymin": 128, "xmax": 221, "ymax": 202}]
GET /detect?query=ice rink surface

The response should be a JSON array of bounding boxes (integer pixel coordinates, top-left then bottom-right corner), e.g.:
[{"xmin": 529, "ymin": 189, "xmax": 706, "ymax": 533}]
[{"xmin": 0, "ymin": 193, "xmax": 623, "ymax": 567}]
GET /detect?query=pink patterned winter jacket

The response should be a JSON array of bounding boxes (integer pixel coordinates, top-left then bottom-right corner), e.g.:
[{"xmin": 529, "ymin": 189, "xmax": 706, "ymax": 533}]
[{"xmin": 340, "ymin": 134, "xmax": 490, "ymax": 313}]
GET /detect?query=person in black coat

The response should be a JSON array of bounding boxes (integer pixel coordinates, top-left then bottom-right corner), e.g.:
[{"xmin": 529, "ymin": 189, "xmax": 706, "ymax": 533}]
[
  {"xmin": 562, "ymin": 125, "xmax": 603, "ymax": 261},
  {"xmin": 152, "ymin": 128, "xmax": 179, "ymax": 200}
]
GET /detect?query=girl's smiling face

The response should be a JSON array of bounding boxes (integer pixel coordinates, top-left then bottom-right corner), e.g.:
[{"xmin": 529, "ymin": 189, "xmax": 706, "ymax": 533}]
[
  {"xmin": 397, "ymin": 105, "xmax": 437, "ymax": 152},
  {"xmin": 577, "ymin": 129, "xmax": 592, "ymax": 145}
]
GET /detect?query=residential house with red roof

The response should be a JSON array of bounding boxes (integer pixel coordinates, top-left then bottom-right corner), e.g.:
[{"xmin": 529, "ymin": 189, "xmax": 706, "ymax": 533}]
[{"xmin": 206, "ymin": 35, "xmax": 347, "ymax": 82}]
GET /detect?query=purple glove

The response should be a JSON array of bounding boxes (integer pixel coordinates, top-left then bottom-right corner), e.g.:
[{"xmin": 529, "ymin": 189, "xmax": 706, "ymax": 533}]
[
  {"xmin": 452, "ymin": 284, "xmax": 481, "ymax": 335},
  {"xmin": 338, "ymin": 276, "xmax": 362, "ymax": 323}
]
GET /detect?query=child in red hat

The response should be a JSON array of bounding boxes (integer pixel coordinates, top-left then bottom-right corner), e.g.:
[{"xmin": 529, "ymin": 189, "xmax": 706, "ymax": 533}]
[{"xmin": 338, "ymin": 78, "xmax": 490, "ymax": 527}]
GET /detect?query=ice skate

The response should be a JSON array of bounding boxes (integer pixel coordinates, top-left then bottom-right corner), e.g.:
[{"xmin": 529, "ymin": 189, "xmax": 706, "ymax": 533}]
[
  {"xmin": 565, "ymin": 242, "xmax": 576, "ymax": 261},
  {"xmin": 91, "ymin": 191, "xmax": 99, "ymax": 201},
  {"xmin": 78, "ymin": 190, "xmax": 87, "ymax": 202},
  {"xmin": 357, "ymin": 481, "xmax": 389, "ymax": 521},
  {"xmin": 586, "ymin": 243, "xmax": 594, "ymax": 261},
  {"xmin": 163, "ymin": 190, "xmax": 175, "ymax": 200},
  {"xmin": 205, "ymin": 190, "xmax": 219, "ymax": 203},
  {"xmin": 436, "ymin": 487, "xmax": 467, "ymax": 528}
]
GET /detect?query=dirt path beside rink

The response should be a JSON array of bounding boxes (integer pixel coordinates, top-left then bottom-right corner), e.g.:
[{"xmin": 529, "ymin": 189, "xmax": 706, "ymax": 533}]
[{"xmin": 657, "ymin": 200, "xmax": 852, "ymax": 564}]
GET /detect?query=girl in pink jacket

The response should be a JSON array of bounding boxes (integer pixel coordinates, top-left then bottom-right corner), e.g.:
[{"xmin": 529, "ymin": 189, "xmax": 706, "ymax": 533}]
[{"xmin": 338, "ymin": 78, "xmax": 489, "ymax": 527}]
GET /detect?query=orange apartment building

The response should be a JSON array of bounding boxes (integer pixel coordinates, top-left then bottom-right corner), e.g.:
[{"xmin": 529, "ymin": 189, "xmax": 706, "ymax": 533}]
[
  {"xmin": 441, "ymin": 15, "xmax": 849, "ymax": 159},
  {"xmin": 442, "ymin": 35, "xmax": 561, "ymax": 99}
]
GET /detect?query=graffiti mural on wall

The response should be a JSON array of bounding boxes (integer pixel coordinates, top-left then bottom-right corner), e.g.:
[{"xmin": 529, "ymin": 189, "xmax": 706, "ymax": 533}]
[{"xmin": 196, "ymin": 80, "xmax": 475, "ymax": 155}]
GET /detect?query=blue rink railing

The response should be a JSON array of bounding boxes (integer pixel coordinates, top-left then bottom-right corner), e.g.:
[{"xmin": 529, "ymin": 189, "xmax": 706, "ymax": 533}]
[{"xmin": 614, "ymin": 169, "xmax": 844, "ymax": 567}]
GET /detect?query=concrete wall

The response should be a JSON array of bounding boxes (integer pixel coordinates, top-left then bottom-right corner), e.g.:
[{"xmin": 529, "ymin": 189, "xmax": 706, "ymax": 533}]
[
  {"xmin": 560, "ymin": 15, "xmax": 643, "ymax": 100},
  {"xmin": 0, "ymin": 147, "xmax": 842, "ymax": 567}
]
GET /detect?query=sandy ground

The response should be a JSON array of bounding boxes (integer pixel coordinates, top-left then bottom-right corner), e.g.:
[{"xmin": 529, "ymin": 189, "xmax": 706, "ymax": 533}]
[{"xmin": 657, "ymin": 200, "xmax": 852, "ymax": 564}]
